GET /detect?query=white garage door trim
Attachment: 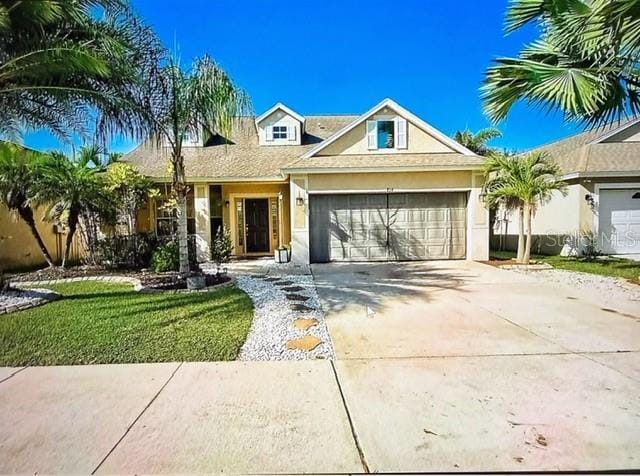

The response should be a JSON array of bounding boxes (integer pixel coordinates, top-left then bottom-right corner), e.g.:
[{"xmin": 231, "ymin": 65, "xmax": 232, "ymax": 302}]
[{"xmin": 594, "ymin": 183, "xmax": 640, "ymax": 254}]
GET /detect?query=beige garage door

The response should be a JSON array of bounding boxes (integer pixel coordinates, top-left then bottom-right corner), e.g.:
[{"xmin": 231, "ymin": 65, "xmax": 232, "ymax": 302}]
[{"xmin": 309, "ymin": 192, "xmax": 467, "ymax": 262}]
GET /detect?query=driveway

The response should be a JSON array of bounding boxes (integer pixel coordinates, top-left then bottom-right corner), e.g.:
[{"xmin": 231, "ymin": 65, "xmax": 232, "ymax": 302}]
[
  {"xmin": 1, "ymin": 261, "xmax": 639, "ymax": 473},
  {"xmin": 313, "ymin": 261, "xmax": 640, "ymax": 471}
]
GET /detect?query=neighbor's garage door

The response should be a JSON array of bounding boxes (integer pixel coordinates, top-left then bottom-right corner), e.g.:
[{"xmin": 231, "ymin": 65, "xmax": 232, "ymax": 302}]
[
  {"xmin": 599, "ymin": 188, "xmax": 640, "ymax": 254},
  {"xmin": 309, "ymin": 192, "xmax": 467, "ymax": 262}
]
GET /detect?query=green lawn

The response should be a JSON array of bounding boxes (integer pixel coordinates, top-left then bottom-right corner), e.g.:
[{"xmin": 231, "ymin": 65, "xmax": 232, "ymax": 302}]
[
  {"xmin": 0, "ymin": 282, "xmax": 254, "ymax": 366},
  {"xmin": 490, "ymin": 250, "xmax": 640, "ymax": 283}
]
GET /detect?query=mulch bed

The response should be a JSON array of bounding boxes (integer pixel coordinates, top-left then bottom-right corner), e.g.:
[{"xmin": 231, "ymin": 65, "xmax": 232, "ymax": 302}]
[{"xmin": 7, "ymin": 265, "xmax": 230, "ymax": 290}]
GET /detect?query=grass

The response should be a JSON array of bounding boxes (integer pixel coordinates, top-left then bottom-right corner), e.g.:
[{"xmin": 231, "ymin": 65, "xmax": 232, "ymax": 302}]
[
  {"xmin": 490, "ymin": 250, "xmax": 640, "ymax": 283},
  {"xmin": 0, "ymin": 282, "xmax": 254, "ymax": 366}
]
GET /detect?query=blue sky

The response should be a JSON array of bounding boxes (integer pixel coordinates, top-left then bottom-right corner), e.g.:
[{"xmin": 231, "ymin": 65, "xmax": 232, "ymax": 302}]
[{"xmin": 24, "ymin": 0, "xmax": 581, "ymax": 154}]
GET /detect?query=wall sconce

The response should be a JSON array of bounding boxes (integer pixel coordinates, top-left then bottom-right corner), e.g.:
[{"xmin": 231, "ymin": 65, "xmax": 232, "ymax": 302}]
[
  {"xmin": 278, "ymin": 192, "xmax": 283, "ymax": 202},
  {"xmin": 479, "ymin": 191, "xmax": 487, "ymax": 203},
  {"xmin": 296, "ymin": 195, "xmax": 304, "ymax": 207},
  {"xmin": 224, "ymin": 200, "xmax": 230, "ymax": 208},
  {"xmin": 584, "ymin": 193, "xmax": 595, "ymax": 209}
]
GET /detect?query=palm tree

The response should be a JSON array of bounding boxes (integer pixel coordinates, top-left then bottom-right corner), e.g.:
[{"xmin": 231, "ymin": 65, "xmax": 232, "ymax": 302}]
[
  {"xmin": 483, "ymin": 0, "xmax": 640, "ymax": 127},
  {"xmin": 454, "ymin": 128, "xmax": 502, "ymax": 156},
  {"xmin": 38, "ymin": 149, "xmax": 114, "ymax": 268},
  {"xmin": 483, "ymin": 151, "xmax": 567, "ymax": 264},
  {"xmin": 150, "ymin": 55, "xmax": 250, "ymax": 273},
  {"xmin": 0, "ymin": 143, "xmax": 55, "ymax": 267},
  {"xmin": 0, "ymin": 0, "xmax": 164, "ymax": 142}
]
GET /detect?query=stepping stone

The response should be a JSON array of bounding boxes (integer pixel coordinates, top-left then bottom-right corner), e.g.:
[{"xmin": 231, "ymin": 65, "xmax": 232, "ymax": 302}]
[
  {"xmin": 286, "ymin": 335, "xmax": 321, "ymax": 351},
  {"xmin": 286, "ymin": 293, "xmax": 310, "ymax": 302},
  {"xmin": 293, "ymin": 318, "xmax": 318, "ymax": 331},
  {"xmin": 282, "ymin": 285, "xmax": 304, "ymax": 292},
  {"xmin": 275, "ymin": 280, "xmax": 294, "ymax": 287},
  {"xmin": 290, "ymin": 303, "xmax": 313, "ymax": 312}
]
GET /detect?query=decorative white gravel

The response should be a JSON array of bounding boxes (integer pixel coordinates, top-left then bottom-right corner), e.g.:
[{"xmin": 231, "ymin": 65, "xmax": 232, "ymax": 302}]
[
  {"xmin": 0, "ymin": 287, "xmax": 59, "ymax": 314},
  {"xmin": 512, "ymin": 268, "xmax": 640, "ymax": 303},
  {"xmin": 236, "ymin": 274, "xmax": 335, "ymax": 361}
]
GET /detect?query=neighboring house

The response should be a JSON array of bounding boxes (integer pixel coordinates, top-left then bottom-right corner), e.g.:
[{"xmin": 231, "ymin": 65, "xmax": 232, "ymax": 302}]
[
  {"xmin": 126, "ymin": 98, "xmax": 489, "ymax": 264},
  {"xmin": 492, "ymin": 120, "xmax": 640, "ymax": 255}
]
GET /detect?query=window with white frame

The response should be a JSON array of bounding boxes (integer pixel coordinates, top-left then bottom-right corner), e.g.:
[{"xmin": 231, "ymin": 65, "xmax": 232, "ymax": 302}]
[
  {"xmin": 272, "ymin": 125, "xmax": 288, "ymax": 140},
  {"xmin": 367, "ymin": 117, "xmax": 408, "ymax": 150}
]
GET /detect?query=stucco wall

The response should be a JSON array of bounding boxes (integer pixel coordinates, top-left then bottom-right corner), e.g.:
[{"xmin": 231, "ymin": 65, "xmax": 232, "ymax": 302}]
[
  {"xmin": 307, "ymin": 170, "xmax": 473, "ymax": 191},
  {"xmin": 317, "ymin": 110, "xmax": 454, "ymax": 156},
  {"xmin": 0, "ymin": 203, "xmax": 82, "ymax": 271}
]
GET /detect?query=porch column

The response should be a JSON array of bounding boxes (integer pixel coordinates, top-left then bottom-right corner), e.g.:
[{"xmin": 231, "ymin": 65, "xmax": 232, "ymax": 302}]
[
  {"xmin": 194, "ymin": 184, "xmax": 211, "ymax": 262},
  {"xmin": 290, "ymin": 175, "xmax": 310, "ymax": 264},
  {"xmin": 467, "ymin": 171, "xmax": 489, "ymax": 261}
]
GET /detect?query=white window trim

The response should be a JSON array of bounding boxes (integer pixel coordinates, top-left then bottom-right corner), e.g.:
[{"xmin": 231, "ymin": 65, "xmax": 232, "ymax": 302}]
[{"xmin": 367, "ymin": 115, "xmax": 406, "ymax": 152}]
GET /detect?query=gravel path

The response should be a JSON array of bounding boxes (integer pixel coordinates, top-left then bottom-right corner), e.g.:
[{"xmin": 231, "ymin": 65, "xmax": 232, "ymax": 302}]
[
  {"xmin": 0, "ymin": 287, "xmax": 59, "ymax": 314},
  {"xmin": 236, "ymin": 275, "xmax": 335, "ymax": 361},
  {"xmin": 513, "ymin": 268, "xmax": 640, "ymax": 303}
]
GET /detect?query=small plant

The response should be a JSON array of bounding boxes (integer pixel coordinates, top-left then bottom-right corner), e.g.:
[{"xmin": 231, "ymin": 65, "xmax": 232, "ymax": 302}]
[
  {"xmin": 151, "ymin": 240, "xmax": 179, "ymax": 272},
  {"xmin": 211, "ymin": 227, "xmax": 233, "ymax": 274},
  {"xmin": 580, "ymin": 230, "xmax": 601, "ymax": 261}
]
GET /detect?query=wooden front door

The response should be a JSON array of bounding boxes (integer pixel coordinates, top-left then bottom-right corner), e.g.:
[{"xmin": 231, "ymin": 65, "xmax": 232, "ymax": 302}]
[{"xmin": 245, "ymin": 198, "xmax": 270, "ymax": 253}]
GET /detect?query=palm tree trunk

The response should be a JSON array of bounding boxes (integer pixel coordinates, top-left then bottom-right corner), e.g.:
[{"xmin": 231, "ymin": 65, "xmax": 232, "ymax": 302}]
[
  {"xmin": 18, "ymin": 205, "xmax": 55, "ymax": 267},
  {"xmin": 62, "ymin": 208, "xmax": 80, "ymax": 268},
  {"xmin": 176, "ymin": 194, "xmax": 189, "ymax": 274},
  {"xmin": 516, "ymin": 205, "xmax": 525, "ymax": 263},
  {"xmin": 523, "ymin": 203, "xmax": 533, "ymax": 265}
]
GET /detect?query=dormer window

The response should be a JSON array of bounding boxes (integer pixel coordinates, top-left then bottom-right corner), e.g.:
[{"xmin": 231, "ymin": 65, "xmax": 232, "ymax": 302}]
[
  {"xmin": 377, "ymin": 120, "xmax": 395, "ymax": 149},
  {"xmin": 366, "ymin": 116, "xmax": 407, "ymax": 151},
  {"xmin": 272, "ymin": 125, "xmax": 288, "ymax": 140}
]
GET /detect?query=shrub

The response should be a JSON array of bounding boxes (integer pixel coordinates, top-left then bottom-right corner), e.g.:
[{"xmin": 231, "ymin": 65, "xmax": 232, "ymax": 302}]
[
  {"xmin": 151, "ymin": 240, "xmax": 179, "ymax": 272},
  {"xmin": 211, "ymin": 227, "xmax": 233, "ymax": 272},
  {"xmin": 95, "ymin": 233, "xmax": 157, "ymax": 269}
]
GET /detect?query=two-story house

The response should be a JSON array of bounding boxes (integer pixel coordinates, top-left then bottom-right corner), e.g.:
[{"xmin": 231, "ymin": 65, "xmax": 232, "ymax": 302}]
[{"xmin": 125, "ymin": 98, "xmax": 489, "ymax": 264}]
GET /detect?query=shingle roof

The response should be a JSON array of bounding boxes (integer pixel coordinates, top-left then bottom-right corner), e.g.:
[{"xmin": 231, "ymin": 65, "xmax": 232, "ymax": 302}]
[
  {"xmin": 533, "ymin": 121, "xmax": 640, "ymax": 175},
  {"xmin": 284, "ymin": 153, "xmax": 484, "ymax": 172},
  {"xmin": 124, "ymin": 115, "xmax": 357, "ymax": 180}
]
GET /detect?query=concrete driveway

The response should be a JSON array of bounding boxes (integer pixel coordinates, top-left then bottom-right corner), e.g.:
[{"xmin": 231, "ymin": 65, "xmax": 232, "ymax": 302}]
[
  {"xmin": 1, "ymin": 261, "xmax": 639, "ymax": 473},
  {"xmin": 313, "ymin": 261, "xmax": 640, "ymax": 471}
]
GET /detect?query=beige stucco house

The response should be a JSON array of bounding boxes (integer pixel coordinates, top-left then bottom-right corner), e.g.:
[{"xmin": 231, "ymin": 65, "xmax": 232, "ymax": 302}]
[
  {"xmin": 493, "ymin": 120, "xmax": 640, "ymax": 255},
  {"xmin": 126, "ymin": 98, "xmax": 489, "ymax": 264}
]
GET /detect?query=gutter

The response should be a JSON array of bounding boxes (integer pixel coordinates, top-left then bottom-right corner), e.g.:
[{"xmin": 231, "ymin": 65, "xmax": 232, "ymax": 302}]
[
  {"xmin": 281, "ymin": 165, "xmax": 483, "ymax": 174},
  {"xmin": 562, "ymin": 170, "xmax": 640, "ymax": 180}
]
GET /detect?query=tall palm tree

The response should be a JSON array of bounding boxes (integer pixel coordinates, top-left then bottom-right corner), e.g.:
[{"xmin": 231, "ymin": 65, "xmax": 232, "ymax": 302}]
[
  {"xmin": 150, "ymin": 55, "xmax": 250, "ymax": 273},
  {"xmin": 0, "ymin": 142, "xmax": 55, "ymax": 267},
  {"xmin": 454, "ymin": 127, "xmax": 502, "ymax": 156},
  {"xmin": 483, "ymin": 151, "xmax": 567, "ymax": 264},
  {"xmin": 38, "ymin": 149, "xmax": 114, "ymax": 268},
  {"xmin": 0, "ymin": 0, "xmax": 164, "ymax": 142},
  {"xmin": 483, "ymin": 0, "xmax": 640, "ymax": 127}
]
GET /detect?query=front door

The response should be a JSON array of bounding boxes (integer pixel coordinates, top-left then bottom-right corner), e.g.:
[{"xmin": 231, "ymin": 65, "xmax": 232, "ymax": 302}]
[{"xmin": 245, "ymin": 198, "xmax": 270, "ymax": 253}]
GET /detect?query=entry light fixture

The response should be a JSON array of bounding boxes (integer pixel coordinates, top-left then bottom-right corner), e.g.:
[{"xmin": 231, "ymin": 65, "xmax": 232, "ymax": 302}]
[
  {"xmin": 296, "ymin": 195, "xmax": 304, "ymax": 207},
  {"xmin": 224, "ymin": 200, "xmax": 230, "ymax": 208}
]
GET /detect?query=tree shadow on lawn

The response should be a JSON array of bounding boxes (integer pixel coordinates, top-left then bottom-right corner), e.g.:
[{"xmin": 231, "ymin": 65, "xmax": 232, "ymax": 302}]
[{"xmin": 312, "ymin": 261, "xmax": 471, "ymax": 315}]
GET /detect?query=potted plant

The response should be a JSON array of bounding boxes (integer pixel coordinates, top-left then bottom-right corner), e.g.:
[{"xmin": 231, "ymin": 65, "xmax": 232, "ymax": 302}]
[{"xmin": 275, "ymin": 245, "xmax": 290, "ymax": 263}]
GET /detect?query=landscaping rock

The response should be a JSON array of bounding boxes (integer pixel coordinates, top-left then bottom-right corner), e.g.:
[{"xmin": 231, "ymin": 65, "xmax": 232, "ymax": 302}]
[
  {"xmin": 282, "ymin": 285, "xmax": 304, "ymax": 292},
  {"xmin": 289, "ymin": 303, "xmax": 313, "ymax": 312},
  {"xmin": 286, "ymin": 335, "xmax": 322, "ymax": 351},
  {"xmin": 234, "ymin": 274, "xmax": 335, "ymax": 361},
  {"xmin": 293, "ymin": 318, "xmax": 318, "ymax": 331},
  {"xmin": 286, "ymin": 293, "xmax": 310, "ymax": 302}
]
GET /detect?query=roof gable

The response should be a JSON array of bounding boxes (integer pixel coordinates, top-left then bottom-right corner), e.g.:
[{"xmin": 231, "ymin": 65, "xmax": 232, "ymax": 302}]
[
  {"xmin": 301, "ymin": 98, "xmax": 474, "ymax": 159},
  {"xmin": 594, "ymin": 118, "xmax": 640, "ymax": 143},
  {"xmin": 255, "ymin": 102, "xmax": 305, "ymax": 127}
]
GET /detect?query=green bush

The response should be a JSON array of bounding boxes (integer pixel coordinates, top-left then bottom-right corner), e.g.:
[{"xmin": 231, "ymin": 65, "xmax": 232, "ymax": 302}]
[
  {"xmin": 211, "ymin": 227, "xmax": 233, "ymax": 269},
  {"xmin": 95, "ymin": 233, "xmax": 158, "ymax": 269},
  {"xmin": 150, "ymin": 240, "xmax": 179, "ymax": 272}
]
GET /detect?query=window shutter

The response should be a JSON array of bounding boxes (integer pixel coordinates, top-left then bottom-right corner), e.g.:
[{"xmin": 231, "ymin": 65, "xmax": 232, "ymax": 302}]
[
  {"xmin": 288, "ymin": 125, "xmax": 297, "ymax": 141},
  {"xmin": 266, "ymin": 126, "xmax": 273, "ymax": 142},
  {"xmin": 366, "ymin": 120, "xmax": 377, "ymax": 150},
  {"xmin": 396, "ymin": 118, "xmax": 407, "ymax": 149}
]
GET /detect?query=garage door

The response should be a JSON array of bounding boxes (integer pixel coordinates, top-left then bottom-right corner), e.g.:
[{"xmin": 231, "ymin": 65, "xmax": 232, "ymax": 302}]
[
  {"xmin": 599, "ymin": 188, "xmax": 640, "ymax": 254},
  {"xmin": 309, "ymin": 192, "xmax": 467, "ymax": 262}
]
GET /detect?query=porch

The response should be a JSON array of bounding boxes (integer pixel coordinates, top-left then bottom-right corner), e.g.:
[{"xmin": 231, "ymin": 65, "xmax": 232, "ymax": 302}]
[{"xmin": 138, "ymin": 182, "xmax": 291, "ymax": 261}]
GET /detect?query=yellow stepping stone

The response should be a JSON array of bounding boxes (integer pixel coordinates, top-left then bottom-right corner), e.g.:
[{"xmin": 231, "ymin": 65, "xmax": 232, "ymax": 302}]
[
  {"xmin": 293, "ymin": 318, "xmax": 318, "ymax": 331},
  {"xmin": 286, "ymin": 335, "xmax": 321, "ymax": 351}
]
